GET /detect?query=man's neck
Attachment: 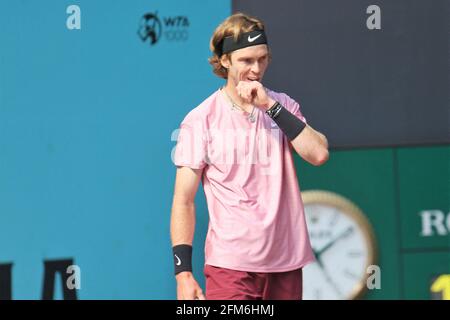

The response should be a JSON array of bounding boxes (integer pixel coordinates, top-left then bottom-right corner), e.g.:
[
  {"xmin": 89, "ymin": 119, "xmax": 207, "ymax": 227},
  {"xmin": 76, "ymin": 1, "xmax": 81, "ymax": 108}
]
[{"xmin": 223, "ymin": 81, "xmax": 253, "ymax": 113}]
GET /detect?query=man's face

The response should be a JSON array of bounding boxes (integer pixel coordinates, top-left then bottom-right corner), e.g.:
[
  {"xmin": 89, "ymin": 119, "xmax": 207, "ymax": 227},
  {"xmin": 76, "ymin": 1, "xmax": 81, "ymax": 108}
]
[{"xmin": 221, "ymin": 44, "xmax": 270, "ymax": 85}]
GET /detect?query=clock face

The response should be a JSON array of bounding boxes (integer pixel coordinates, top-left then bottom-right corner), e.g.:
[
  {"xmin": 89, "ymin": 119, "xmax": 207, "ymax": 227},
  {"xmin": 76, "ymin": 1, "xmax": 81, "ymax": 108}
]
[{"xmin": 302, "ymin": 191, "xmax": 377, "ymax": 300}]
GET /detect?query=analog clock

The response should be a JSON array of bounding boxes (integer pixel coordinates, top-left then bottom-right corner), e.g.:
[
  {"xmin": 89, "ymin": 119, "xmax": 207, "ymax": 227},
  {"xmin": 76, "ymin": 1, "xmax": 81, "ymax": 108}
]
[{"xmin": 302, "ymin": 190, "xmax": 377, "ymax": 300}]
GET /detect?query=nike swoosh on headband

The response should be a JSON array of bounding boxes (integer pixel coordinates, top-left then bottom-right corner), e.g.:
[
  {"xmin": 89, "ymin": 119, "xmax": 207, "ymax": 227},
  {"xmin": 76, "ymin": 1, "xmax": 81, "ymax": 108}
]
[
  {"xmin": 220, "ymin": 30, "xmax": 268, "ymax": 55},
  {"xmin": 248, "ymin": 34, "xmax": 262, "ymax": 42}
]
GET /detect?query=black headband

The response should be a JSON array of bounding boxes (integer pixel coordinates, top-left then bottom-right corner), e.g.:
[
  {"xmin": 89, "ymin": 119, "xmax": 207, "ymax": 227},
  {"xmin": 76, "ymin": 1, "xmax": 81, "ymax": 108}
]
[{"xmin": 218, "ymin": 29, "xmax": 268, "ymax": 56}]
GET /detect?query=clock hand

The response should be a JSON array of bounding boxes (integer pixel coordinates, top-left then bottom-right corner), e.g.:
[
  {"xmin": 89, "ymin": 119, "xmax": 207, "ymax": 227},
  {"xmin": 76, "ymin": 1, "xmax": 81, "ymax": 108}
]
[
  {"xmin": 313, "ymin": 254, "xmax": 343, "ymax": 298},
  {"xmin": 320, "ymin": 266, "xmax": 344, "ymax": 298},
  {"xmin": 313, "ymin": 249, "xmax": 323, "ymax": 268},
  {"xmin": 315, "ymin": 227, "xmax": 354, "ymax": 258},
  {"xmin": 312, "ymin": 248, "xmax": 320, "ymax": 260}
]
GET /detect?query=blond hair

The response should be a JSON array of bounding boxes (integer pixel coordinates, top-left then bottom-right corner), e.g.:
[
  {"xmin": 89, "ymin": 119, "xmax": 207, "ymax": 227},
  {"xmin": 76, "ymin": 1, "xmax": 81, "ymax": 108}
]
[{"xmin": 208, "ymin": 13, "xmax": 266, "ymax": 79}]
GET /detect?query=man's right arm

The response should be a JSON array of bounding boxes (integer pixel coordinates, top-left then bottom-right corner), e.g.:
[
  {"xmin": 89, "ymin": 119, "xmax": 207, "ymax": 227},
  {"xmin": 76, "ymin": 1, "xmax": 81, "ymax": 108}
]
[{"xmin": 170, "ymin": 166, "xmax": 206, "ymax": 300}]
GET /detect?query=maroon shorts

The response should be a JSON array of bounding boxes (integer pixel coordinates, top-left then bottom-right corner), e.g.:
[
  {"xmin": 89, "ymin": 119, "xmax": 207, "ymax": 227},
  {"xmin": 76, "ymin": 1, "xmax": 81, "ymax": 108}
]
[{"xmin": 204, "ymin": 264, "xmax": 302, "ymax": 300}]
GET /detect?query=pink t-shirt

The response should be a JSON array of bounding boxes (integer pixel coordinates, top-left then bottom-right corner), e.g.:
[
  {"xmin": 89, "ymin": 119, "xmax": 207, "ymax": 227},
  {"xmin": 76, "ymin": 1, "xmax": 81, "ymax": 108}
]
[{"xmin": 173, "ymin": 88, "xmax": 315, "ymax": 272}]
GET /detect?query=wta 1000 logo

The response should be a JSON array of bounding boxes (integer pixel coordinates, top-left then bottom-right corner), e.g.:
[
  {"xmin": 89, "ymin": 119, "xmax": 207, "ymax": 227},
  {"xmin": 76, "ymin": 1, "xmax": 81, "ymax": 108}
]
[{"xmin": 137, "ymin": 11, "xmax": 190, "ymax": 46}]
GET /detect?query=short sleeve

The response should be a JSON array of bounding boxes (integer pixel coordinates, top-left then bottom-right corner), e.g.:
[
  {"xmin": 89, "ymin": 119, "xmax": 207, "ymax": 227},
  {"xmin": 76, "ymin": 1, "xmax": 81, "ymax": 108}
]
[
  {"xmin": 282, "ymin": 93, "xmax": 307, "ymax": 125},
  {"xmin": 172, "ymin": 116, "xmax": 207, "ymax": 170}
]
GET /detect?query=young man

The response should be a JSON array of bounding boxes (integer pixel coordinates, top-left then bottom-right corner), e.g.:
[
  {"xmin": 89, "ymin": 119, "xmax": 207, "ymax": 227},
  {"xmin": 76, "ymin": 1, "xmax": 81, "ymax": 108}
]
[{"xmin": 170, "ymin": 13, "xmax": 329, "ymax": 300}]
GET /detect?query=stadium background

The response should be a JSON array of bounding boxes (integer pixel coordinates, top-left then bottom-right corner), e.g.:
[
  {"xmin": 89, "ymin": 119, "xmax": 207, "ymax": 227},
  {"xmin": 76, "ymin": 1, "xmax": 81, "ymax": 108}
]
[{"xmin": 0, "ymin": 0, "xmax": 448, "ymax": 299}]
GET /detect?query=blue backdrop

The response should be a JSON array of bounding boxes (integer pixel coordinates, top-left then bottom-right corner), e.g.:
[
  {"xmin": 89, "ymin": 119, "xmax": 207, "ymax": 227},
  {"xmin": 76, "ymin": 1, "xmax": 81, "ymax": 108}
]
[{"xmin": 0, "ymin": 0, "xmax": 230, "ymax": 299}]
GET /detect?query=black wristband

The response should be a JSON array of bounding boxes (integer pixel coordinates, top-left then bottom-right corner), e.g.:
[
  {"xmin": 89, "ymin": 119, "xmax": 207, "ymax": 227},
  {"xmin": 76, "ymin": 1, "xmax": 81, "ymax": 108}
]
[
  {"xmin": 266, "ymin": 102, "xmax": 306, "ymax": 140},
  {"xmin": 173, "ymin": 244, "xmax": 193, "ymax": 275},
  {"xmin": 266, "ymin": 101, "xmax": 282, "ymax": 118}
]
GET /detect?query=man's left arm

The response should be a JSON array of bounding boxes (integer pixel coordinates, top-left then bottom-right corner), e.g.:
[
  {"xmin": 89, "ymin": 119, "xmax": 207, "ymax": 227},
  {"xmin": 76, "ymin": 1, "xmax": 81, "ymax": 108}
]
[
  {"xmin": 290, "ymin": 124, "xmax": 329, "ymax": 166},
  {"xmin": 262, "ymin": 90, "xmax": 329, "ymax": 167},
  {"xmin": 236, "ymin": 80, "xmax": 329, "ymax": 166}
]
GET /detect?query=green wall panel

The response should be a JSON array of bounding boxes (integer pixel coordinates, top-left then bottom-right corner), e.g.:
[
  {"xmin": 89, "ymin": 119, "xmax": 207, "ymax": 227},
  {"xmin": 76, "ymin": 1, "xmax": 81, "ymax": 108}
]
[
  {"xmin": 296, "ymin": 145, "xmax": 450, "ymax": 299},
  {"xmin": 402, "ymin": 251, "xmax": 450, "ymax": 299},
  {"xmin": 397, "ymin": 146, "xmax": 450, "ymax": 250},
  {"xmin": 296, "ymin": 148, "xmax": 400, "ymax": 299}
]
